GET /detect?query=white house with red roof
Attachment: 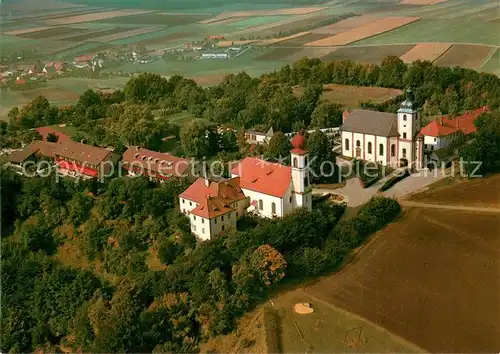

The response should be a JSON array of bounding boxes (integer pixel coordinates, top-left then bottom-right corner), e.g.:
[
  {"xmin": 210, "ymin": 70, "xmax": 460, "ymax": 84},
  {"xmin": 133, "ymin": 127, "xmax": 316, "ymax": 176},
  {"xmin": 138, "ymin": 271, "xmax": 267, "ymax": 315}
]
[
  {"xmin": 419, "ymin": 106, "xmax": 490, "ymax": 152},
  {"xmin": 179, "ymin": 133, "xmax": 312, "ymax": 240}
]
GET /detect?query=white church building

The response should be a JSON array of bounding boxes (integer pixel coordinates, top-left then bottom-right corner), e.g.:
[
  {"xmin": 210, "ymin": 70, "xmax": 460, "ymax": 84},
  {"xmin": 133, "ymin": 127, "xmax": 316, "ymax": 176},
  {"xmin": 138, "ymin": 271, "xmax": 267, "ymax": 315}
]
[
  {"xmin": 179, "ymin": 133, "xmax": 313, "ymax": 240},
  {"xmin": 340, "ymin": 89, "xmax": 424, "ymax": 167}
]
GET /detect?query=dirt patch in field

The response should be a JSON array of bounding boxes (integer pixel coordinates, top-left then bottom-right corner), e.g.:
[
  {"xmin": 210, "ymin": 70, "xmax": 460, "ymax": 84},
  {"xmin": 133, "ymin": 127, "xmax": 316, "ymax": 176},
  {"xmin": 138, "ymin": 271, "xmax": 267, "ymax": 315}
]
[
  {"xmin": 207, "ymin": 17, "xmax": 249, "ymax": 25},
  {"xmin": 20, "ymin": 87, "xmax": 81, "ymax": 102},
  {"xmin": 4, "ymin": 26, "xmax": 54, "ymax": 36},
  {"xmin": 256, "ymin": 48, "xmax": 301, "ymax": 61},
  {"xmin": 189, "ymin": 74, "xmax": 227, "ymax": 86},
  {"xmin": 44, "ymin": 9, "xmax": 154, "ymax": 25},
  {"xmin": 322, "ymin": 44, "xmax": 415, "ymax": 64},
  {"xmin": 62, "ymin": 27, "xmax": 139, "ymax": 42},
  {"xmin": 305, "ymin": 205, "xmax": 500, "ymax": 352},
  {"xmin": 399, "ymin": 42, "xmax": 452, "ymax": 63},
  {"xmin": 409, "ymin": 174, "xmax": 500, "ymax": 208},
  {"xmin": 294, "ymin": 84, "xmax": 402, "ymax": 108},
  {"xmin": 217, "ymin": 40, "xmax": 256, "ymax": 47},
  {"xmin": 311, "ymin": 15, "xmax": 380, "ymax": 35},
  {"xmin": 434, "ymin": 44, "xmax": 496, "ymax": 69},
  {"xmin": 274, "ymin": 33, "xmax": 330, "ymax": 46},
  {"xmin": 17, "ymin": 26, "xmax": 86, "ymax": 39},
  {"xmin": 200, "ymin": 7, "xmax": 328, "ymax": 24},
  {"xmin": 305, "ymin": 17, "xmax": 421, "ymax": 46}
]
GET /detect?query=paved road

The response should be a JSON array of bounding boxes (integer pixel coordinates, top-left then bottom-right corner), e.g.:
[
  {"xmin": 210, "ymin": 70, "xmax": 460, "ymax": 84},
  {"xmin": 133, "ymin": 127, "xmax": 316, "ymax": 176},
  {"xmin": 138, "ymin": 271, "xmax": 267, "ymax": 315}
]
[
  {"xmin": 313, "ymin": 168, "xmax": 449, "ymax": 207},
  {"xmin": 400, "ymin": 201, "xmax": 500, "ymax": 213}
]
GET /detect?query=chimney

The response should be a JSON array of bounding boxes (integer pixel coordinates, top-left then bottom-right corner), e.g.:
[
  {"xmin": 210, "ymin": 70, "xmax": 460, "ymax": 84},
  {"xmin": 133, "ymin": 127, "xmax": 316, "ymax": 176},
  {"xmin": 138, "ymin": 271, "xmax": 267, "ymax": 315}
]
[
  {"xmin": 440, "ymin": 117, "xmax": 443, "ymax": 126},
  {"xmin": 342, "ymin": 110, "xmax": 351, "ymax": 124},
  {"xmin": 456, "ymin": 119, "xmax": 460, "ymax": 128},
  {"xmin": 204, "ymin": 178, "xmax": 210, "ymax": 187}
]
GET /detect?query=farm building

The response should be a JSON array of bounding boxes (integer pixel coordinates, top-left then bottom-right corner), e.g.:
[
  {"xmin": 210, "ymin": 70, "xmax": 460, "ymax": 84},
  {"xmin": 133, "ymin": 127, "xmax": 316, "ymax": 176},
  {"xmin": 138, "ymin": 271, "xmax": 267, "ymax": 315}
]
[
  {"xmin": 245, "ymin": 127, "xmax": 274, "ymax": 144},
  {"xmin": 341, "ymin": 88, "xmax": 424, "ymax": 168},
  {"xmin": 122, "ymin": 146, "xmax": 201, "ymax": 182},
  {"xmin": 180, "ymin": 133, "xmax": 312, "ymax": 240},
  {"xmin": 419, "ymin": 106, "xmax": 490, "ymax": 151}
]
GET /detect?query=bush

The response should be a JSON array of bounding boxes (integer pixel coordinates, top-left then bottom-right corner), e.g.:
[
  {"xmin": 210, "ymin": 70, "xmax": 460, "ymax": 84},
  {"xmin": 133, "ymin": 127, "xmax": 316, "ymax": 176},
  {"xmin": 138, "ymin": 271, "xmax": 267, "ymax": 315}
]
[
  {"xmin": 287, "ymin": 247, "xmax": 327, "ymax": 277},
  {"xmin": 379, "ymin": 168, "xmax": 411, "ymax": 192}
]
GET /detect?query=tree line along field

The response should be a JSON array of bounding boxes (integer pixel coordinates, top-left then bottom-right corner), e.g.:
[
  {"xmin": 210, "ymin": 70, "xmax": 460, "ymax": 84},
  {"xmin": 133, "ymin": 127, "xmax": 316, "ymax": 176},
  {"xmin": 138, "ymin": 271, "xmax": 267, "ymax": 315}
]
[{"xmin": 304, "ymin": 175, "xmax": 500, "ymax": 352}]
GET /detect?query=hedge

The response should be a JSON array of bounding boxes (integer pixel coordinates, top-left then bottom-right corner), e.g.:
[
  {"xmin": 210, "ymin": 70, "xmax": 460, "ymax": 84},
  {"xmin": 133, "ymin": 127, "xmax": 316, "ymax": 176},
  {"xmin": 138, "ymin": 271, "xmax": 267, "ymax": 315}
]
[{"xmin": 379, "ymin": 169, "xmax": 411, "ymax": 192}]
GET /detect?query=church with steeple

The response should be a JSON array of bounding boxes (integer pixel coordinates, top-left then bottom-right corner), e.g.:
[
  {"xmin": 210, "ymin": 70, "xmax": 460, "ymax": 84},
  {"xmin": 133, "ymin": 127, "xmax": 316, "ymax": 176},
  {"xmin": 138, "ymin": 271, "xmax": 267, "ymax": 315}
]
[{"xmin": 340, "ymin": 88, "xmax": 424, "ymax": 168}]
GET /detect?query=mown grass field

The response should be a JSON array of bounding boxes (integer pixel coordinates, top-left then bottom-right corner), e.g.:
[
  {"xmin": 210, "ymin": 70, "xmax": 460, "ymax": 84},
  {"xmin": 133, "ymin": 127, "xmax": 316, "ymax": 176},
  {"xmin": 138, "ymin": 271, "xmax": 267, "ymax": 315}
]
[
  {"xmin": 294, "ymin": 84, "xmax": 403, "ymax": 108},
  {"xmin": 304, "ymin": 176, "xmax": 500, "ymax": 352},
  {"xmin": 322, "ymin": 44, "xmax": 416, "ymax": 64}
]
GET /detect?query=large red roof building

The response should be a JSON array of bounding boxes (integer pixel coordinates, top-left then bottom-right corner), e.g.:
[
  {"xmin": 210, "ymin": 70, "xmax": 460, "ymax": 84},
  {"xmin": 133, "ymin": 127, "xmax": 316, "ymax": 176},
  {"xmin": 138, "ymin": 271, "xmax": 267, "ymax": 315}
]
[{"xmin": 180, "ymin": 132, "xmax": 312, "ymax": 240}]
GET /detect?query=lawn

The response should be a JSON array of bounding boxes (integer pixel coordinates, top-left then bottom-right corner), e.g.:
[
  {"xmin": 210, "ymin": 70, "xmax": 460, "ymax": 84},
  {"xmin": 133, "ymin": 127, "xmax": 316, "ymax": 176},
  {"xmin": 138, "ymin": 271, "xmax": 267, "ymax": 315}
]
[
  {"xmin": 294, "ymin": 84, "xmax": 403, "ymax": 108},
  {"xmin": 304, "ymin": 177, "xmax": 500, "ymax": 352}
]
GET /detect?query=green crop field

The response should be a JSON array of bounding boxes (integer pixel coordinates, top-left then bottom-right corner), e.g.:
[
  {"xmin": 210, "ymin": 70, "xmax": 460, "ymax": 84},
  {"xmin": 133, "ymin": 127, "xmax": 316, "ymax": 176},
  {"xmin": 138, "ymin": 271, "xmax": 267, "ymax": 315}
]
[{"xmin": 480, "ymin": 48, "xmax": 500, "ymax": 75}]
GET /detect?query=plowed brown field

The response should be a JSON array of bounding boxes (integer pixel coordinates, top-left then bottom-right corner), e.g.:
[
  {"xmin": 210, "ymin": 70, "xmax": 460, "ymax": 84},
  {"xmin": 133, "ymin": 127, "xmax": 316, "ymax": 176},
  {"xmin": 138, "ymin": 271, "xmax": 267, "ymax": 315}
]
[
  {"xmin": 434, "ymin": 44, "xmax": 496, "ymax": 69},
  {"xmin": 399, "ymin": 42, "xmax": 452, "ymax": 63}
]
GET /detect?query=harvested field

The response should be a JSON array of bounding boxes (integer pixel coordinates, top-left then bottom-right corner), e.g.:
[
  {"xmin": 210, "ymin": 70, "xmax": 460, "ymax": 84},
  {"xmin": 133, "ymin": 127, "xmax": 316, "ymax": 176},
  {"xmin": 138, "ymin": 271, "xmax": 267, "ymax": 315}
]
[
  {"xmin": 294, "ymin": 84, "xmax": 402, "ymax": 108},
  {"xmin": 409, "ymin": 174, "xmax": 500, "ymax": 208},
  {"xmin": 275, "ymin": 33, "xmax": 330, "ymax": 46},
  {"xmin": 399, "ymin": 42, "xmax": 452, "ymax": 63},
  {"xmin": 322, "ymin": 44, "xmax": 415, "ymax": 65},
  {"xmin": 255, "ymin": 31, "xmax": 311, "ymax": 46},
  {"xmin": 200, "ymin": 7, "xmax": 328, "ymax": 24},
  {"xmin": 93, "ymin": 28, "xmax": 161, "ymax": 43},
  {"xmin": 4, "ymin": 26, "xmax": 54, "ymax": 36},
  {"xmin": 256, "ymin": 48, "xmax": 301, "ymax": 61},
  {"xmin": 434, "ymin": 44, "xmax": 496, "ymax": 69},
  {"xmin": 62, "ymin": 27, "xmax": 139, "ymax": 42},
  {"xmin": 282, "ymin": 47, "xmax": 336, "ymax": 61},
  {"xmin": 259, "ymin": 13, "xmax": 332, "ymax": 35},
  {"xmin": 400, "ymin": 0, "xmax": 442, "ymax": 4},
  {"xmin": 305, "ymin": 204, "xmax": 500, "ymax": 352},
  {"xmin": 311, "ymin": 15, "xmax": 379, "ymax": 35},
  {"xmin": 131, "ymin": 31, "xmax": 196, "ymax": 46},
  {"xmin": 20, "ymin": 87, "xmax": 81, "ymax": 102},
  {"xmin": 481, "ymin": 48, "xmax": 500, "ymax": 74},
  {"xmin": 17, "ymin": 26, "xmax": 86, "ymax": 39},
  {"xmin": 44, "ymin": 9, "xmax": 154, "ymax": 25},
  {"xmin": 305, "ymin": 17, "xmax": 421, "ymax": 46},
  {"xmin": 216, "ymin": 40, "xmax": 256, "ymax": 47},
  {"xmin": 95, "ymin": 12, "xmax": 208, "ymax": 25}
]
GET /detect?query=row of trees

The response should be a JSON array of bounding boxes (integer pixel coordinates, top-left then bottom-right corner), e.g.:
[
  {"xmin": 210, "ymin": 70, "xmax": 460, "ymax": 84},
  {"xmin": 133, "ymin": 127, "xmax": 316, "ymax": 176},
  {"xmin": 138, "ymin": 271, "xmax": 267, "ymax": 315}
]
[{"xmin": 1, "ymin": 166, "xmax": 401, "ymax": 353}]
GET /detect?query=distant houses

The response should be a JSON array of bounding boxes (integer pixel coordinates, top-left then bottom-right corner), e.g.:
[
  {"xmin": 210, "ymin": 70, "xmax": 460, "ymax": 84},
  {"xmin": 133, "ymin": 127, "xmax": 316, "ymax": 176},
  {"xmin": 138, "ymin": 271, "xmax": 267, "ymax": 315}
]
[{"xmin": 201, "ymin": 53, "xmax": 229, "ymax": 59}]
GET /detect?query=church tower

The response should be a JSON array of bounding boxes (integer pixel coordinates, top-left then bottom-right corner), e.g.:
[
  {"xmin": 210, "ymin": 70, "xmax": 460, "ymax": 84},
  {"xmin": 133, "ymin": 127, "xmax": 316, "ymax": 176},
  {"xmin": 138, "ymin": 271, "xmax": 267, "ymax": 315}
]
[
  {"xmin": 290, "ymin": 132, "xmax": 312, "ymax": 211},
  {"xmin": 397, "ymin": 87, "xmax": 420, "ymax": 165}
]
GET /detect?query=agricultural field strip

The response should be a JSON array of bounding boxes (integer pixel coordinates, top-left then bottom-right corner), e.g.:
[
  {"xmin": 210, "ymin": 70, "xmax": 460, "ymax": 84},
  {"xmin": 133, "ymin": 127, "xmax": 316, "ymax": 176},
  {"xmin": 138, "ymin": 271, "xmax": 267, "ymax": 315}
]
[
  {"xmin": 16, "ymin": 26, "xmax": 89, "ymax": 39},
  {"xmin": 200, "ymin": 6, "xmax": 328, "ymax": 24},
  {"xmin": 304, "ymin": 17, "xmax": 421, "ymax": 46},
  {"xmin": 256, "ymin": 13, "xmax": 332, "ymax": 35},
  {"xmin": 311, "ymin": 15, "xmax": 380, "ymax": 35},
  {"xmin": 438, "ymin": 1, "xmax": 498, "ymax": 20},
  {"xmin": 399, "ymin": 42, "xmax": 452, "ymax": 63},
  {"xmin": 61, "ymin": 27, "xmax": 142, "ymax": 42},
  {"xmin": 480, "ymin": 48, "xmax": 499, "ymax": 69},
  {"xmin": 435, "ymin": 44, "xmax": 497, "ymax": 69},
  {"xmin": 93, "ymin": 27, "xmax": 164, "ymax": 43},
  {"xmin": 254, "ymin": 31, "xmax": 311, "ymax": 45},
  {"xmin": 14, "ymin": 7, "xmax": 117, "ymax": 22},
  {"xmin": 42, "ymin": 9, "xmax": 157, "ymax": 25},
  {"xmin": 4, "ymin": 26, "xmax": 54, "ymax": 35}
]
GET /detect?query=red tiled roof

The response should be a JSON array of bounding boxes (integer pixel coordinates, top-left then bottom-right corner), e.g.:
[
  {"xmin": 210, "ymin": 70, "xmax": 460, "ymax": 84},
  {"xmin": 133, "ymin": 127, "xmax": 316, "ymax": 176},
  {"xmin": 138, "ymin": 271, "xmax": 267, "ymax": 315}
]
[
  {"xmin": 35, "ymin": 126, "xmax": 71, "ymax": 143},
  {"xmin": 190, "ymin": 196, "xmax": 233, "ymax": 218},
  {"xmin": 56, "ymin": 158, "xmax": 98, "ymax": 177},
  {"xmin": 54, "ymin": 141, "xmax": 114, "ymax": 166},
  {"xmin": 420, "ymin": 106, "xmax": 490, "ymax": 137},
  {"xmin": 180, "ymin": 177, "xmax": 245, "ymax": 204},
  {"xmin": 122, "ymin": 146, "xmax": 190, "ymax": 178},
  {"xmin": 231, "ymin": 157, "xmax": 291, "ymax": 197}
]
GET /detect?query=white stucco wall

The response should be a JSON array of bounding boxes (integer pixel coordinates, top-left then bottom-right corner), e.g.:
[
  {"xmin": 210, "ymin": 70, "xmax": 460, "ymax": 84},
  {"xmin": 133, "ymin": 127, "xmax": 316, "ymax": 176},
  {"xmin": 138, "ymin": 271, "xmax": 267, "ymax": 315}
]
[
  {"xmin": 209, "ymin": 211, "xmax": 237, "ymax": 237},
  {"xmin": 242, "ymin": 188, "xmax": 285, "ymax": 218},
  {"xmin": 423, "ymin": 134, "xmax": 455, "ymax": 151},
  {"xmin": 179, "ymin": 197, "xmax": 198, "ymax": 215}
]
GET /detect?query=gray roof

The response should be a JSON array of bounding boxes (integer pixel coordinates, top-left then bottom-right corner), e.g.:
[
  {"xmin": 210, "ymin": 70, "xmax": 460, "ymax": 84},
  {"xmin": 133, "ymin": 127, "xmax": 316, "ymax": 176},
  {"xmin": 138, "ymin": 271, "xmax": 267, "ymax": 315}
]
[{"xmin": 341, "ymin": 109, "xmax": 399, "ymax": 137}]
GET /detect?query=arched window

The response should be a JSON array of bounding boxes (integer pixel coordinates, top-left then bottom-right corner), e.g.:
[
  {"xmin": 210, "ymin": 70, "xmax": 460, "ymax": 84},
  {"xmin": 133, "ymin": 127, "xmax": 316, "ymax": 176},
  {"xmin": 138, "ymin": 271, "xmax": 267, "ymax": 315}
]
[
  {"xmin": 391, "ymin": 144, "xmax": 396, "ymax": 157},
  {"xmin": 345, "ymin": 138, "xmax": 350, "ymax": 150},
  {"xmin": 304, "ymin": 156, "xmax": 308, "ymax": 166},
  {"xmin": 293, "ymin": 157, "xmax": 298, "ymax": 167},
  {"xmin": 271, "ymin": 202, "xmax": 276, "ymax": 214},
  {"xmin": 403, "ymin": 114, "xmax": 407, "ymax": 121},
  {"xmin": 402, "ymin": 148, "xmax": 407, "ymax": 158},
  {"xmin": 222, "ymin": 225, "xmax": 225, "ymax": 231},
  {"xmin": 356, "ymin": 140, "xmax": 361, "ymax": 148},
  {"xmin": 403, "ymin": 132, "xmax": 407, "ymax": 139},
  {"xmin": 379, "ymin": 144, "xmax": 384, "ymax": 156},
  {"xmin": 368, "ymin": 142, "xmax": 372, "ymax": 154},
  {"xmin": 258, "ymin": 199, "xmax": 263, "ymax": 211}
]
